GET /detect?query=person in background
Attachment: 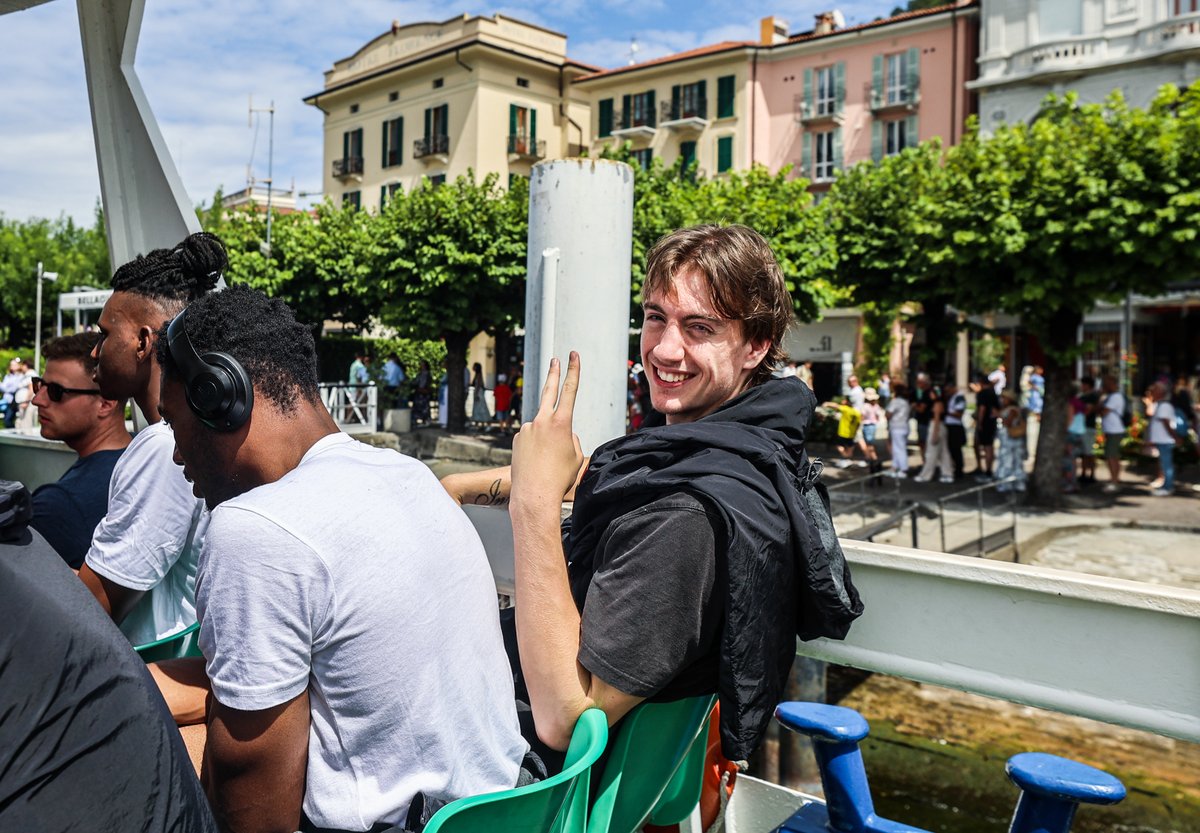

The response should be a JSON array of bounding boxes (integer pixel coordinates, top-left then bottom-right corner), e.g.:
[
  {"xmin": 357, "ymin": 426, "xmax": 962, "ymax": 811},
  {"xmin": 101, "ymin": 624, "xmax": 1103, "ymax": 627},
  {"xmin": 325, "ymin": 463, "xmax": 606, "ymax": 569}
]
[
  {"xmin": 824, "ymin": 398, "xmax": 876, "ymax": 469},
  {"xmin": 779, "ymin": 360, "xmax": 798, "ymax": 378},
  {"xmin": 885, "ymin": 383, "xmax": 911, "ymax": 478},
  {"xmin": 913, "ymin": 390, "xmax": 953, "ymax": 484},
  {"xmin": 29, "ymin": 333, "xmax": 131, "ymax": 568},
  {"xmin": 943, "ymin": 381, "xmax": 967, "ymax": 481},
  {"xmin": 1171, "ymin": 375, "xmax": 1197, "ymax": 438},
  {"xmin": 383, "ymin": 352, "xmax": 406, "ymax": 409},
  {"xmin": 2, "ymin": 357, "xmax": 32, "ymax": 427},
  {"xmin": 1099, "ymin": 375, "xmax": 1126, "ymax": 494},
  {"xmin": 494, "ymin": 373, "xmax": 514, "ymax": 433},
  {"xmin": 911, "ymin": 373, "xmax": 935, "ymax": 464},
  {"xmin": 1027, "ymin": 365, "xmax": 1045, "ymax": 419},
  {"xmin": 471, "ymin": 362, "xmax": 492, "ymax": 426},
  {"xmin": 412, "ymin": 360, "xmax": 433, "ymax": 425},
  {"xmin": 877, "ymin": 373, "xmax": 891, "ymax": 406},
  {"xmin": 1145, "ymin": 382, "xmax": 1181, "ymax": 497},
  {"xmin": 798, "ymin": 360, "xmax": 814, "ymax": 389},
  {"xmin": 988, "ymin": 363, "xmax": 1007, "ymax": 397},
  {"xmin": 860, "ymin": 388, "xmax": 884, "ymax": 474},
  {"xmin": 1063, "ymin": 383, "xmax": 1088, "ymax": 494},
  {"xmin": 1077, "ymin": 376, "xmax": 1101, "ymax": 485},
  {"xmin": 995, "ymin": 390, "xmax": 1028, "ymax": 493},
  {"xmin": 347, "ymin": 350, "xmax": 368, "ymax": 386},
  {"xmin": 846, "ymin": 374, "xmax": 865, "ymax": 412},
  {"xmin": 971, "ymin": 373, "xmax": 1000, "ymax": 479}
]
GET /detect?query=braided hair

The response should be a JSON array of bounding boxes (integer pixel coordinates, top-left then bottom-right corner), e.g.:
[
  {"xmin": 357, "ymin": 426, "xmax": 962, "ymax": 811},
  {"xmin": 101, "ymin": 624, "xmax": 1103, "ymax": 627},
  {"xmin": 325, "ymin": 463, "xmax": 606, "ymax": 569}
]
[{"xmin": 110, "ymin": 232, "xmax": 227, "ymax": 313}]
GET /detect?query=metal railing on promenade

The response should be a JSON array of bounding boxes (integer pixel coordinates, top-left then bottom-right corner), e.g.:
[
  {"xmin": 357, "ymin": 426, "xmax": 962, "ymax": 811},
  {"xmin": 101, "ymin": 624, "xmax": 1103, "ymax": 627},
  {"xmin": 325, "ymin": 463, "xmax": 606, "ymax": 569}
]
[
  {"xmin": 319, "ymin": 382, "xmax": 377, "ymax": 435},
  {"xmin": 936, "ymin": 477, "xmax": 1020, "ymax": 558}
]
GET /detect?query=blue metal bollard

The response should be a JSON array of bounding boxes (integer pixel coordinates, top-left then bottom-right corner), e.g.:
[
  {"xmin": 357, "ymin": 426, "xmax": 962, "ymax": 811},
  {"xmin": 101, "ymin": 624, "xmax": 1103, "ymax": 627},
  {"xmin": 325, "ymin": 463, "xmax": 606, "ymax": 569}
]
[
  {"xmin": 774, "ymin": 702, "xmax": 929, "ymax": 833},
  {"xmin": 1006, "ymin": 752, "xmax": 1126, "ymax": 833}
]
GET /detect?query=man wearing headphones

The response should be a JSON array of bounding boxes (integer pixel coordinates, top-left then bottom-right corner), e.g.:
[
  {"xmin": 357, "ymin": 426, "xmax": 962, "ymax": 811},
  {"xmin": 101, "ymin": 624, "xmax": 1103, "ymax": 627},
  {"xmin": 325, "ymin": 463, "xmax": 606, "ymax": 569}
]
[
  {"xmin": 80, "ymin": 232, "xmax": 223, "ymax": 647},
  {"xmin": 156, "ymin": 286, "xmax": 528, "ymax": 833}
]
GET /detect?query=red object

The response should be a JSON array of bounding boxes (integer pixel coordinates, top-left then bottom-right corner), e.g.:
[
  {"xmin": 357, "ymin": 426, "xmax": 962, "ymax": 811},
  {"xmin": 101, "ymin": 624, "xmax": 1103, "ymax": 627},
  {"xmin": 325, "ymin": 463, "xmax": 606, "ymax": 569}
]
[{"xmin": 494, "ymin": 382, "xmax": 513, "ymax": 412}]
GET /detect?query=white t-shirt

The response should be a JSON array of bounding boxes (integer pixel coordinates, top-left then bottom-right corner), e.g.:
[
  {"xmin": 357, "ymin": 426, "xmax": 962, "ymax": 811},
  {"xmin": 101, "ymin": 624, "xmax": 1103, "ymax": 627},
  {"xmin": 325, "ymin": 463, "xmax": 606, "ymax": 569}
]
[
  {"xmin": 886, "ymin": 397, "xmax": 910, "ymax": 431},
  {"xmin": 848, "ymin": 385, "xmax": 866, "ymax": 412},
  {"xmin": 944, "ymin": 392, "xmax": 967, "ymax": 426},
  {"xmin": 1101, "ymin": 392, "xmax": 1126, "ymax": 434},
  {"xmin": 198, "ymin": 433, "xmax": 527, "ymax": 830},
  {"xmin": 85, "ymin": 420, "xmax": 207, "ymax": 646},
  {"xmin": 1148, "ymin": 401, "xmax": 1176, "ymax": 445}
]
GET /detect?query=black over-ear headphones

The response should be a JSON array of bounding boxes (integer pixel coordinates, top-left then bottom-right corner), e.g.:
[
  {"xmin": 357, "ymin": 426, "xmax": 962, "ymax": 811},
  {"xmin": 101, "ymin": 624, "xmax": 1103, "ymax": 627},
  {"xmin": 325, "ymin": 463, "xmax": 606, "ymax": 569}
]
[{"xmin": 165, "ymin": 308, "xmax": 254, "ymax": 431}]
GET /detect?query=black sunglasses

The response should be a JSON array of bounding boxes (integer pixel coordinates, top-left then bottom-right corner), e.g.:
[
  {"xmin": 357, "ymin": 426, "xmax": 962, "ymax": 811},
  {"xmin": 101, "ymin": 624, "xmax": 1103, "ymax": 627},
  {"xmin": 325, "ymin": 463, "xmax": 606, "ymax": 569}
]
[{"xmin": 32, "ymin": 376, "xmax": 103, "ymax": 403}]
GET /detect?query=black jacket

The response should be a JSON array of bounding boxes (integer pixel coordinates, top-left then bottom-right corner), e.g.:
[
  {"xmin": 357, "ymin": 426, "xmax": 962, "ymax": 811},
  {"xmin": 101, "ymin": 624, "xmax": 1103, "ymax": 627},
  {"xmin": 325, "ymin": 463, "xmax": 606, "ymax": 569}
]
[{"xmin": 567, "ymin": 376, "xmax": 863, "ymax": 761}]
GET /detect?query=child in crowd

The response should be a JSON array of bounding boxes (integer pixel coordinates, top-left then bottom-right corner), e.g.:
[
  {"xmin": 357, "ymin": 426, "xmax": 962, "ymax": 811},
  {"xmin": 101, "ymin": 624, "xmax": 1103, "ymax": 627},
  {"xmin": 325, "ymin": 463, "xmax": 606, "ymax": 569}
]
[{"xmin": 494, "ymin": 374, "xmax": 513, "ymax": 433}]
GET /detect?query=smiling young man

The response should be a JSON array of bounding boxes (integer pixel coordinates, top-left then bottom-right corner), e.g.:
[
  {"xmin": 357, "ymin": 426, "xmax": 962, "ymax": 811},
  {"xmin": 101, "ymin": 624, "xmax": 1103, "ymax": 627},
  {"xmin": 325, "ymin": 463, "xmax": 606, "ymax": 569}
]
[
  {"xmin": 157, "ymin": 286, "xmax": 528, "ymax": 833},
  {"xmin": 29, "ymin": 333, "xmax": 130, "ymax": 568},
  {"xmin": 78, "ymin": 233, "xmax": 222, "ymax": 646},
  {"xmin": 443, "ymin": 224, "xmax": 860, "ymax": 764}
]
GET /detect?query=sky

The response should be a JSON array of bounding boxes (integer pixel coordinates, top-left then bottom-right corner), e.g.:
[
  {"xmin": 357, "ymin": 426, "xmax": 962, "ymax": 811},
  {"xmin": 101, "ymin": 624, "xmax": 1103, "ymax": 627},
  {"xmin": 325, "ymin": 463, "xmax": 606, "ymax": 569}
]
[{"xmin": 0, "ymin": 0, "xmax": 895, "ymax": 225}]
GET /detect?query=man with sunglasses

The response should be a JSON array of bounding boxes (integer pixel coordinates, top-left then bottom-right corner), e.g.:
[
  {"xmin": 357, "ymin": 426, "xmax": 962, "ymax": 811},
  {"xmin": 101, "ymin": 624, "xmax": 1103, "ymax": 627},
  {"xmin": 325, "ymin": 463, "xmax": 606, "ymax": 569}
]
[{"xmin": 30, "ymin": 333, "xmax": 130, "ymax": 568}]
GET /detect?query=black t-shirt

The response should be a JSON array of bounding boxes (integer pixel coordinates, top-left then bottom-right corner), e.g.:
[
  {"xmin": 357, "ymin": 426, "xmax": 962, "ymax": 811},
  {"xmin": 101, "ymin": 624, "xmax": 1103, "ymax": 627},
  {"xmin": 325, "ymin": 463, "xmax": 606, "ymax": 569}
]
[
  {"xmin": 576, "ymin": 492, "xmax": 723, "ymax": 701},
  {"xmin": 976, "ymin": 387, "xmax": 1000, "ymax": 421},
  {"xmin": 0, "ymin": 525, "xmax": 217, "ymax": 833},
  {"xmin": 912, "ymin": 387, "xmax": 935, "ymax": 424},
  {"xmin": 30, "ymin": 448, "xmax": 123, "ymax": 569}
]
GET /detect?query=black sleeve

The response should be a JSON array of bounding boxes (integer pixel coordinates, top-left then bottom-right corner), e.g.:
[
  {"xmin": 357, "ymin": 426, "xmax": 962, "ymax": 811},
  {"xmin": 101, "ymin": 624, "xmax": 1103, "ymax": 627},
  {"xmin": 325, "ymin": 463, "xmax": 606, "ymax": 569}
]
[{"xmin": 578, "ymin": 494, "xmax": 721, "ymax": 699}]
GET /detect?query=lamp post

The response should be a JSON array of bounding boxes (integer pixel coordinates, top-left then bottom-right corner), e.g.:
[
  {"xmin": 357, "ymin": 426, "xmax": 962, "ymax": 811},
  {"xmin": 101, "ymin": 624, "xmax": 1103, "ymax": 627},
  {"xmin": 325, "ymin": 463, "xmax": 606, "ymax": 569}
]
[{"xmin": 34, "ymin": 262, "xmax": 59, "ymax": 375}]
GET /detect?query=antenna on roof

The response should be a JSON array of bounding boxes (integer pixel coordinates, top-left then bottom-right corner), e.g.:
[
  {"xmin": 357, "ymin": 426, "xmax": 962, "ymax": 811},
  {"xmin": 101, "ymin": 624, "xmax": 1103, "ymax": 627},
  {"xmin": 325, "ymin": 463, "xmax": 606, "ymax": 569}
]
[{"xmin": 628, "ymin": 36, "xmax": 639, "ymax": 66}]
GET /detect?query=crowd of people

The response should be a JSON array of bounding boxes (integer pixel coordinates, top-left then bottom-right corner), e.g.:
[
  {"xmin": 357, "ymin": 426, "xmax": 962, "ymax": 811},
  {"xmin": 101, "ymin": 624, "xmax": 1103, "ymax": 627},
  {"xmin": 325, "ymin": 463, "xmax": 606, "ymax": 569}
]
[
  {"xmin": 814, "ymin": 362, "xmax": 1198, "ymax": 498},
  {"xmin": 2, "ymin": 224, "xmax": 866, "ymax": 833}
]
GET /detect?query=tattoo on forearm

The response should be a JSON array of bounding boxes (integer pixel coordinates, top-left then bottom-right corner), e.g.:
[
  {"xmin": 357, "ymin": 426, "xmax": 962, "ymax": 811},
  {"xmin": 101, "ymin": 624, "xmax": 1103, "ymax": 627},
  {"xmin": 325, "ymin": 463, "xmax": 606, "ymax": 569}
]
[{"xmin": 471, "ymin": 479, "xmax": 509, "ymax": 507}]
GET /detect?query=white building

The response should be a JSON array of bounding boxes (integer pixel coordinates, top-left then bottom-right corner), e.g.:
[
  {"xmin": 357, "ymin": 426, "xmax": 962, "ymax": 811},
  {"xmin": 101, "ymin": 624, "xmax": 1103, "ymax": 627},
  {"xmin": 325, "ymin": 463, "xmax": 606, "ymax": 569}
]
[{"xmin": 970, "ymin": 0, "xmax": 1200, "ymax": 125}]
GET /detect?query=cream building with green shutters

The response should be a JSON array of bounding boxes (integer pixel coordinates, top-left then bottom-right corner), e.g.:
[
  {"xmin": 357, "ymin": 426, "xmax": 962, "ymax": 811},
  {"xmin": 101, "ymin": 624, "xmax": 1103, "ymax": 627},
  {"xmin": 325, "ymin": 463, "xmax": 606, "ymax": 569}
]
[{"xmin": 304, "ymin": 14, "xmax": 596, "ymax": 211}]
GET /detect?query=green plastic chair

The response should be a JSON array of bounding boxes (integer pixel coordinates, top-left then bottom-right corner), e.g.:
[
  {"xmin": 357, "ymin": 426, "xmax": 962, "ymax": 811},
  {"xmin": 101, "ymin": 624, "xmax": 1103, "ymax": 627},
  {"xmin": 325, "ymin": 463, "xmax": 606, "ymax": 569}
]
[
  {"xmin": 424, "ymin": 708, "xmax": 609, "ymax": 833},
  {"xmin": 587, "ymin": 695, "xmax": 718, "ymax": 833},
  {"xmin": 132, "ymin": 621, "xmax": 203, "ymax": 663}
]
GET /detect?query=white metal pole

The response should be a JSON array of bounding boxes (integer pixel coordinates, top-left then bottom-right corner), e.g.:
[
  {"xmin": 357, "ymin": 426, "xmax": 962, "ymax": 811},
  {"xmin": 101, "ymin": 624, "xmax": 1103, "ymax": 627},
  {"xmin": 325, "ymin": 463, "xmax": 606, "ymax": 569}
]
[
  {"xmin": 523, "ymin": 159, "xmax": 634, "ymax": 454},
  {"xmin": 35, "ymin": 262, "xmax": 43, "ymax": 374}
]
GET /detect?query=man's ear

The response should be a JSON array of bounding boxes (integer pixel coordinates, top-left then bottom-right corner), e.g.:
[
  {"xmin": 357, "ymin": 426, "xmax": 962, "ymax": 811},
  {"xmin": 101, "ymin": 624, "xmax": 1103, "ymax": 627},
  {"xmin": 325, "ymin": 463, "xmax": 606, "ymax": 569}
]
[
  {"xmin": 742, "ymin": 339, "xmax": 771, "ymax": 372},
  {"xmin": 136, "ymin": 325, "xmax": 156, "ymax": 362},
  {"xmin": 95, "ymin": 396, "xmax": 124, "ymax": 420}
]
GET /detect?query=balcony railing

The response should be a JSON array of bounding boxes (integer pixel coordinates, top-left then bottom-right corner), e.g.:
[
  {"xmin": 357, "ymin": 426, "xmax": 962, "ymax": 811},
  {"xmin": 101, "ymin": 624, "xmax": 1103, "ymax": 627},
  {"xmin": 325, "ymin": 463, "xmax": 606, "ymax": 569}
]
[
  {"xmin": 1011, "ymin": 35, "xmax": 1107, "ymax": 72},
  {"xmin": 332, "ymin": 156, "xmax": 363, "ymax": 178},
  {"xmin": 506, "ymin": 135, "xmax": 546, "ymax": 160},
  {"xmin": 795, "ymin": 94, "xmax": 840, "ymax": 123},
  {"xmin": 868, "ymin": 84, "xmax": 919, "ymax": 111},
  {"xmin": 660, "ymin": 99, "xmax": 708, "ymax": 124},
  {"xmin": 612, "ymin": 109, "xmax": 656, "ymax": 133},
  {"xmin": 1138, "ymin": 12, "xmax": 1200, "ymax": 51},
  {"xmin": 413, "ymin": 134, "xmax": 450, "ymax": 159}
]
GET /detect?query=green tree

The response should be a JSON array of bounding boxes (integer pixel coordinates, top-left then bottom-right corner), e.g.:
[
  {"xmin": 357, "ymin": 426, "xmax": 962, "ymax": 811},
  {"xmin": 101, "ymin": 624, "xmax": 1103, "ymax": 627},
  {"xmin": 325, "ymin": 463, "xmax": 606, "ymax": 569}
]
[{"xmin": 374, "ymin": 173, "xmax": 528, "ymax": 432}]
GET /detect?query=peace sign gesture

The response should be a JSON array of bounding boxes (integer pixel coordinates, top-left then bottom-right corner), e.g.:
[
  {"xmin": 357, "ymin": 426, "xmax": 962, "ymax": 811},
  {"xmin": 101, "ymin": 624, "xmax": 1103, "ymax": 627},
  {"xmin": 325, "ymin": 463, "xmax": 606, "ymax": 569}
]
[{"xmin": 511, "ymin": 352, "xmax": 585, "ymax": 510}]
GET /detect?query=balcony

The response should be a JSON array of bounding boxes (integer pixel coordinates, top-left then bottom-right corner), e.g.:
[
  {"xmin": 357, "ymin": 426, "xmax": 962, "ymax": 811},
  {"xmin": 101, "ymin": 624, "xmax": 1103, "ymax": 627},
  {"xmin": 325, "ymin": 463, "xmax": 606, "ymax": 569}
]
[
  {"xmin": 1138, "ymin": 12, "xmax": 1200, "ymax": 53},
  {"xmin": 795, "ymin": 94, "xmax": 841, "ymax": 124},
  {"xmin": 507, "ymin": 134, "xmax": 546, "ymax": 162},
  {"xmin": 869, "ymin": 85, "xmax": 920, "ymax": 112},
  {"xmin": 413, "ymin": 134, "xmax": 450, "ymax": 163},
  {"xmin": 1011, "ymin": 35, "xmax": 1107, "ymax": 73},
  {"xmin": 332, "ymin": 156, "xmax": 363, "ymax": 180},
  {"xmin": 610, "ymin": 110, "xmax": 657, "ymax": 141},
  {"xmin": 659, "ymin": 99, "xmax": 709, "ymax": 132}
]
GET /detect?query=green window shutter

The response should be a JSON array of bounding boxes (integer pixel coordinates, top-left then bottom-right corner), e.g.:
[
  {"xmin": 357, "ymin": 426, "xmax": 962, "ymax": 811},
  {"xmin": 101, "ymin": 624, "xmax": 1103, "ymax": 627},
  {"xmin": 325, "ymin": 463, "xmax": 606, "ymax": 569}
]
[
  {"xmin": 906, "ymin": 47, "xmax": 919, "ymax": 103},
  {"xmin": 424, "ymin": 107, "xmax": 432, "ymax": 140},
  {"xmin": 380, "ymin": 185, "xmax": 386, "ymax": 207},
  {"xmin": 717, "ymin": 135, "xmax": 733, "ymax": 173},
  {"xmin": 800, "ymin": 132, "xmax": 812, "ymax": 177},
  {"xmin": 343, "ymin": 131, "xmax": 350, "ymax": 160},
  {"xmin": 510, "ymin": 104, "xmax": 518, "ymax": 137},
  {"xmin": 382, "ymin": 121, "xmax": 388, "ymax": 168},
  {"xmin": 599, "ymin": 99, "xmax": 613, "ymax": 137},
  {"xmin": 835, "ymin": 62, "xmax": 846, "ymax": 115},
  {"xmin": 802, "ymin": 68, "xmax": 813, "ymax": 118},
  {"xmin": 832, "ymin": 126, "xmax": 843, "ymax": 171},
  {"xmin": 647, "ymin": 90, "xmax": 656, "ymax": 127},
  {"xmin": 531, "ymin": 108, "xmax": 537, "ymax": 143},
  {"xmin": 905, "ymin": 115, "xmax": 918, "ymax": 149},
  {"xmin": 872, "ymin": 55, "xmax": 883, "ymax": 108},
  {"xmin": 697, "ymin": 80, "xmax": 707, "ymax": 118},
  {"xmin": 440, "ymin": 104, "xmax": 449, "ymax": 134},
  {"xmin": 871, "ymin": 121, "xmax": 883, "ymax": 162},
  {"xmin": 680, "ymin": 140, "xmax": 696, "ymax": 171},
  {"xmin": 717, "ymin": 75, "xmax": 735, "ymax": 118},
  {"xmin": 671, "ymin": 84, "xmax": 681, "ymax": 119},
  {"xmin": 397, "ymin": 118, "xmax": 403, "ymax": 165},
  {"xmin": 622, "ymin": 94, "xmax": 632, "ymax": 128}
]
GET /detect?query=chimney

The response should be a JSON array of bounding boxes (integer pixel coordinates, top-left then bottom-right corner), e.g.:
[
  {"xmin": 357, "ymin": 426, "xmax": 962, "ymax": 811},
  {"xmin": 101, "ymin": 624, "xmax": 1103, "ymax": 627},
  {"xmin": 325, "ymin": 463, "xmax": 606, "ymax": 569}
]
[
  {"xmin": 813, "ymin": 11, "xmax": 839, "ymax": 35},
  {"xmin": 759, "ymin": 16, "xmax": 789, "ymax": 45}
]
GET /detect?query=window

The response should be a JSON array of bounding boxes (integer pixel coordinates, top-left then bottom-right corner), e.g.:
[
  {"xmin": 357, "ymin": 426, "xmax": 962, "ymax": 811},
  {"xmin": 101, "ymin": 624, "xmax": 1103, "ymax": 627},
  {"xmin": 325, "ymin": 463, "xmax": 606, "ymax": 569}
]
[
  {"xmin": 670, "ymin": 81, "xmax": 706, "ymax": 120},
  {"xmin": 885, "ymin": 120, "xmax": 907, "ymax": 156},
  {"xmin": 433, "ymin": 77, "xmax": 444, "ymax": 89},
  {"xmin": 425, "ymin": 104, "xmax": 449, "ymax": 139},
  {"xmin": 1175, "ymin": 0, "xmax": 1199, "ymax": 12},
  {"xmin": 389, "ymin": 91, "xmax": 399, "ymax": 102},
  {"xmin": 815, "ymin": 66, "xmax": 835, "ymax": 116},
  {"xmin": 509, "ymin": 104, "xmax": 537, "ymax": 154},
  {"xmin": 350, "ymin": 103, "xmax": 359, "ymax": 114},
  {"xmin": 813, "ymin": 130, "xmax": 835, "ymax": 180},
  {"xmin": 516, "ymin": 77, "xmax": 530, "ymax": 88},
  {"xmin": 379, "ymin": 182, "xmax": 401, "ymax": 208},
  {"xmin": 716, "ymin": 136, "xmax": 733, "ymax": 173},
  {"xmin": 382, "ymin": 116, "xmax": 403, "ymax": 167},
  {"xmin": 598, "ymin": 99, "xmax": 614, "ymax": 137},
  {"xmin": 1038, "ymin": 0, "xmax": 1082, "ymax": 36},
  {"xmin": 886, "ymin": 53, "xmax": 907, "ymax": 105},
  {"xmin": 631, "ymin": 148, "xmax": 652, "ymax": 170},
  {"xmin": 679, "ymin": 140, "xmax": 697, "ymax": 171},
  {"xmin": 716, "ymin": 75, "xmax": 735, "ymax": 119},
  {"xmin": 427, "ymin": 173, "xmax": 446, "ymax": 187},
  {"xmin": 622, "ymin": 91, "xmax": 655, "ymax": 128},
  {"xmin": 339, "ymin": 128, "xmax": 364, "ymax": 175},
  {"xmin": 343, "ymin": 190, "xmax": 361, "ymax": 209}
]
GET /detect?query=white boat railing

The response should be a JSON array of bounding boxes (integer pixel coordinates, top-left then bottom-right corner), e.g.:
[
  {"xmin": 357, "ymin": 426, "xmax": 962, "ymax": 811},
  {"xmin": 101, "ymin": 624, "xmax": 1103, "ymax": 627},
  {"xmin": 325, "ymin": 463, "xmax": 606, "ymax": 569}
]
[
  {"xmin": 319, "ymin": 382, "xmax": 377, "ymax": 435},
  {"xmin": 464, "ymin": 508, "xmax": 1200, "ymax": 745}
]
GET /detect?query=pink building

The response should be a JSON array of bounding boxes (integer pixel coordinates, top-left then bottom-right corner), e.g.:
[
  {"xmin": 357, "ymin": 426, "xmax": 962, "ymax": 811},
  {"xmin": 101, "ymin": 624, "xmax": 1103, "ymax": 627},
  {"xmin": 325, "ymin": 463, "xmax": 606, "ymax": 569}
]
[{"xmin": 756, "ymin": 2, "xmax": 979, "ymax": 190}]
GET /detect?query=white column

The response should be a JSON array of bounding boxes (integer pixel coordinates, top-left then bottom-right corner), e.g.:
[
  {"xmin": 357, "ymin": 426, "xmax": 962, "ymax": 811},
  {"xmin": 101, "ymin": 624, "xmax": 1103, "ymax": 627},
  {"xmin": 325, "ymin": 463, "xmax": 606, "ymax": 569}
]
[
  {"xmin": 76, "ymin": 0, "xmax": 200, "ymax": 269},
  {"xmin": 523, "ymin": 159, "xmax": 634, "ymax": 454}
]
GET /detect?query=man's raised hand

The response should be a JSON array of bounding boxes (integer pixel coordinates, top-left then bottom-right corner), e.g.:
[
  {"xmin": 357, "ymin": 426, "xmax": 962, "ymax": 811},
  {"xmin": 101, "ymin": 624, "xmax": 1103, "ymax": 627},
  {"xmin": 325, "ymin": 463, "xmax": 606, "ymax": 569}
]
[{"xmin": 511, "ymin": 353, "xmax": 585, "ymax": 510}]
